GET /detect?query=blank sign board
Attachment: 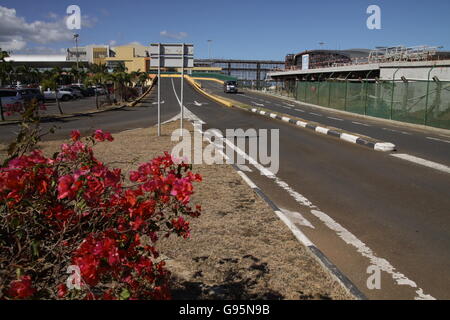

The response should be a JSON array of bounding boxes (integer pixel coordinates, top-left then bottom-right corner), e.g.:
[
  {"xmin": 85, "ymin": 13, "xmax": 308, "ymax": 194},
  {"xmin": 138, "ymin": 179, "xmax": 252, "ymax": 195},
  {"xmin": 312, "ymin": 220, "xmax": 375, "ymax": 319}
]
[{"xmin": 150, "ymin": 43, "xmax": 194, "ymax": 68}]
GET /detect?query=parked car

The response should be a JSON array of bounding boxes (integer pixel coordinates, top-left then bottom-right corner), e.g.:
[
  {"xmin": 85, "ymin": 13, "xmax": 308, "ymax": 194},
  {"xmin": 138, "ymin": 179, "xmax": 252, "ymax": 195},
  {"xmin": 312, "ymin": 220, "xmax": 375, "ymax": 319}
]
[
  {"xmin": 224, "ymin": 80, "xmax": 238, "ymax": 93},
  {"xmin": 0, "ymin": 89, "xmax": 24, "ymax": 113},
  {"xmin": 70, "ymin": 84, "xmax": 94, "ymax": 97},
  {"xmin": 60, "ymin": 87, "xmax": 84, "ymax": 99},
  {"xmin": 84, "ymin": 87, "xmax": 96, "ymax": 96},
  {"xmin": 44, "ymin": 89, "xmax": 74, "ymax": 102},
  {"xmin": 18, "ymin": 88, "xmax": 45, "ymax": 104},
  {"xmin": 92, "ymin": 86, "xmax": 106, "ymax": 95}
]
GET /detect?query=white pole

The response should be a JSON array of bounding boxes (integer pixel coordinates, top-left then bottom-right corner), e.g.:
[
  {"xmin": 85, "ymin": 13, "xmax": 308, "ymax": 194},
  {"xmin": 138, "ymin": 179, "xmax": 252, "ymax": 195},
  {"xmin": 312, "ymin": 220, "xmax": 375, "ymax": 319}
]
[
  {"xmin": 157, "ymin": 43, "xmax": 161, "ymax": 136},
  {"xmin": 180, "ymin": 43, "xmax": 184, "ymax": 135}
]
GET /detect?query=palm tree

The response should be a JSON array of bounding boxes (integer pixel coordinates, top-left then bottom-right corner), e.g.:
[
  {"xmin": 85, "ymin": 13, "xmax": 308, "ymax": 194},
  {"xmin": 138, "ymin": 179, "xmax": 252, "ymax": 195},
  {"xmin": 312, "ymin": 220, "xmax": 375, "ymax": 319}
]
[
  {"xmin": 45, "ymin": 67, "xmax": 64, "ymax": 114},
  {"xmin": 0, "ymin": 48, "xmax": 8, "ymax": 120},
  {"xmin": 86, "ymin": 63, "xmax": 112, "ymax": 106}
]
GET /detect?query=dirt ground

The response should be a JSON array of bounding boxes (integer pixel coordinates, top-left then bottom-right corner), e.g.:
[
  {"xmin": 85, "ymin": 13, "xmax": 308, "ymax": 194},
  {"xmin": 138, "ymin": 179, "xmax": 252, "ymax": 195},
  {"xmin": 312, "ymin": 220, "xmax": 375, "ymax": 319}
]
[{"xmin": 0, "ymin": 121, "xmax": 353, "ymax": 300}]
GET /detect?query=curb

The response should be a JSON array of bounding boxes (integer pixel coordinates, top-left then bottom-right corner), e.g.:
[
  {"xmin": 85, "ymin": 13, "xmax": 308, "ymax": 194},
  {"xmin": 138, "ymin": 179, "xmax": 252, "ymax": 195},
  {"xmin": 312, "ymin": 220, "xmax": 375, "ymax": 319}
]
[
  {"xmin": 229, "ymin": 164, "xmax": 367, "ymax": 300},
  {"xmin": 0, "ymin": 79, "xmax": 156, "ymax": 126},
  {"xmin": 249, "ymin": 107, "xmax": 396, "ymax": 152},
  {"xmin": 185, "ymin": 79, "xmax": 396, "ymax": 152}
]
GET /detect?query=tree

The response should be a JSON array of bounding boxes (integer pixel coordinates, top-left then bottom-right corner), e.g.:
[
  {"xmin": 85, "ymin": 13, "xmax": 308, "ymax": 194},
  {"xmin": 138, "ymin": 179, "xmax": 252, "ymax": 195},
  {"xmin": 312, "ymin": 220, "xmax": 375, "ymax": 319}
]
[{"xmin": 44, "ymin": 67, "xmax": 64, "ymax": 115}]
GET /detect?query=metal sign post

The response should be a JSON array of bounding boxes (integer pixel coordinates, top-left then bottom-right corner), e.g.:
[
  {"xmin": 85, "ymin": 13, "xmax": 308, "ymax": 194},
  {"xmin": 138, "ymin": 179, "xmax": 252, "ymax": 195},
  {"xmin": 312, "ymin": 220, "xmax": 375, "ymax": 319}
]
[
  {"xmin": 150, "ymin": 43, "xmax": 194, "ymax": 137},
  {"xmin": 158, "ymin": 43, "xmax": 161, "ymax": 136},
  {"xmin": 180, "ymin": 43, "xmax": 184, "ymax": 134}
]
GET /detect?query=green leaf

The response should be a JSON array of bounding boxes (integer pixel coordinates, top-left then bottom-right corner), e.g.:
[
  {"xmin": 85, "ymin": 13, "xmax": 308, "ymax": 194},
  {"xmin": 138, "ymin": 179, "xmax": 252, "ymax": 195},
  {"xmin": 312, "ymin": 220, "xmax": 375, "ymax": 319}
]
[
  {"xmin": 119, "ymin": 288, "xmax": 130, "ymax": 300},
  {"xmin": 32, "ymin": 241, "xmax": 40, "ymax": 257}
]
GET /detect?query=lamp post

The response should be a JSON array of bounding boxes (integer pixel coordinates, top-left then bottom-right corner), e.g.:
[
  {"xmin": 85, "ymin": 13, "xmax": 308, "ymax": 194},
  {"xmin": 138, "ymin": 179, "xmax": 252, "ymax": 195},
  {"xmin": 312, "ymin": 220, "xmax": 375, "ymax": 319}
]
[
  {"xmin": 73, "ymin": 34, "xmax": 80, "ymax": 83},
  {"xmin": 207, "ymin": 40, "xmax": 212, "ymax": 60}
]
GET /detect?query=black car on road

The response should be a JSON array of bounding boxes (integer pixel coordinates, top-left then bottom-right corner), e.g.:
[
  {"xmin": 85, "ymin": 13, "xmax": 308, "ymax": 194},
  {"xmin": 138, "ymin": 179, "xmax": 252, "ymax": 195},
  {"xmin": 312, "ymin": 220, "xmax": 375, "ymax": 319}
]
[{"xmin": 224, "ymin": 80, "xmax": 238, "ymax": 93}]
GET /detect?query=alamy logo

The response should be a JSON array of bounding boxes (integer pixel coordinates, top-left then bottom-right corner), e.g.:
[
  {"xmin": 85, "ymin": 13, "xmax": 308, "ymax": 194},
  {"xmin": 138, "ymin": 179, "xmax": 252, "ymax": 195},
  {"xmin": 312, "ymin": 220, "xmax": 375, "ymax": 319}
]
[
  {"xmin": 66, "ymin": 5, "xmax": 81, "ymax": 30},
  {"xmin": 366, "ymin": 5, "xmax": 381, "ymax": 30},
  {"xmin": 171, "ymin": 123, "xmax": 280, "ymax": 175},
  {"xmin": 66, "ymin": 265, "xmax": 81, "ymax": 290},
  {"xmin": 366, "ymin": 265, "xmax": 381, "ymax": 290}
]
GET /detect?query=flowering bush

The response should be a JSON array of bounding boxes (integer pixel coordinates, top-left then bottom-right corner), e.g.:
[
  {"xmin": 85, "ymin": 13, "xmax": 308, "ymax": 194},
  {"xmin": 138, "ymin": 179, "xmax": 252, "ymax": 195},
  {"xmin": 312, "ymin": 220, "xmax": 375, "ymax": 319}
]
[{"xmin": 0, "ymin": 130, "xmax": 201, "ymax": 300}]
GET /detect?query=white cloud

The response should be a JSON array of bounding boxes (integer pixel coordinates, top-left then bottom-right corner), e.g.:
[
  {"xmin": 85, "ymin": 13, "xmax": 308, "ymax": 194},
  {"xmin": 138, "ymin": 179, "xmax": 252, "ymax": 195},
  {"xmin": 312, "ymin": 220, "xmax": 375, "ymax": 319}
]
[
  {"xmin": 0, "ymin": 38, "xmax": 26, "ymax": 51},
  {"xmin": 109, "ymin": 40, "xmax": 117, "ymax": 46},
  {"xmin": 15, "ymin": 46, "xmax": 68, "ymax": 54},
  {"xmin": 0, "ymin": 6, "xmax": 96, "ymax": 52},
  {"xmin": 160, "ymin": 30, "xmax": 188, "ymax": 40}
]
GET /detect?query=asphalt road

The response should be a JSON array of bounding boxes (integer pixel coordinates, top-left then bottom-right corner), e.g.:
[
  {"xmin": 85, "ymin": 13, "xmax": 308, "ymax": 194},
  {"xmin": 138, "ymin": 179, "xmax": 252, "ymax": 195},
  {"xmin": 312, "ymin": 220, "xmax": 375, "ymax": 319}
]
[
  {"xmin": 199, "ymin": 80, "xmax": 450, "ymax": 166},
  {"xmin": 166, "ymin": 77, "xmax": 450, "ymax": 299},
  {"xmin": 0, "ymin": 86, "xmax": 180, "ymax": 143}
]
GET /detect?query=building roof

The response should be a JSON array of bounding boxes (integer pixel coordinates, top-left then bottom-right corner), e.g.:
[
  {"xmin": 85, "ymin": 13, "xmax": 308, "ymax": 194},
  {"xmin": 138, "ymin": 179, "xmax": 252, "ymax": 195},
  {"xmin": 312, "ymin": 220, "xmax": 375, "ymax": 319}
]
[{"xmin": 5, "ymin": 54, "xmax": 67, "ymax": 62}]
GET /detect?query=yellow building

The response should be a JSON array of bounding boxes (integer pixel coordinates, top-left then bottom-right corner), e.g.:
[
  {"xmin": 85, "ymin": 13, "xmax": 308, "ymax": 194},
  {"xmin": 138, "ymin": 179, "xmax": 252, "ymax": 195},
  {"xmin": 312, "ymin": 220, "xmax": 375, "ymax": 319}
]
[
  {"xmin": 105, "ymin": 45, "xmax": 150, "ymax": 73},
  {"xmin": 92, "ymin": 47, "xmax": 110, "ymax": 65}
]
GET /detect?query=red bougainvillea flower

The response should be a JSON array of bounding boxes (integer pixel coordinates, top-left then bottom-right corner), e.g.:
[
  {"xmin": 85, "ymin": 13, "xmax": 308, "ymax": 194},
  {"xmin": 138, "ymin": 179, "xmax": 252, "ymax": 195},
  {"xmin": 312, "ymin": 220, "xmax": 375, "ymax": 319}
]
[
  {"xmin": 93, "ymin": 129, "xmax": 114, "ymax": 142},
  {"xmin": 8, "ymin": 275, "xmax": 36, "ymax": 299},
  {"xmin": 57, "ymin": 175, "xmax": 82, "ymax": 200},
  {"xmin": 70, "ymin": 130, "xmax": 81, "ymax": 142},
  {"xmin": 57, "ymin": 284, "xmax": 68, "ymax": 298}
]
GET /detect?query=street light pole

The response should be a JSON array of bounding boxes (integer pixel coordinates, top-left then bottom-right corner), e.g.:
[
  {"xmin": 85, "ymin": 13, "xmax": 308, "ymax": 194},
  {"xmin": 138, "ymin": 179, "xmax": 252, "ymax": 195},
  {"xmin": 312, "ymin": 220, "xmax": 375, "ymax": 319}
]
[
  {"xmin": 207, "ymin": 40, "xmax": 212, "ymax": 60},
  {"xmin": 74, "ymin": 34, "xmax": 80, "ymax": 83}
]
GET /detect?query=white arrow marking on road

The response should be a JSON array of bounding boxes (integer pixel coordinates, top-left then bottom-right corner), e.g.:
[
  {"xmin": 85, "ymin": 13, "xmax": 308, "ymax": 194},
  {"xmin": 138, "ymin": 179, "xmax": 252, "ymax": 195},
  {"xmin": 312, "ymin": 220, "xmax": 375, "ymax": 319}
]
[
  {"xmin": 194, "ymin": 101, "xmax": 207, "ymax": 106},
  {"xmin": 251, "ymin": 101, "xmax": 265, "ymax": 107}
]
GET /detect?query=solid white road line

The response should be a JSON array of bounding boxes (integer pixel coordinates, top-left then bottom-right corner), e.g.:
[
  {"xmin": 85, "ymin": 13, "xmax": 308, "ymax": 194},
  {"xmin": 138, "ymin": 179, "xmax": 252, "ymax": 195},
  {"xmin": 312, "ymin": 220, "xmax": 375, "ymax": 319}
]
[
  {"xmin": 236, "ymin": 171, "xmax": 258, "ymax": 189},
  {"xmin": 274, "ymin": 210, "xmax": 314, "ymax": 247},
  {"xmin": 427, "ymin": 137, "xmax": 450, "ymax": 144},
  {"xmin": 391, "ymin": 154, "xmax": 450, "ymax": 174}
]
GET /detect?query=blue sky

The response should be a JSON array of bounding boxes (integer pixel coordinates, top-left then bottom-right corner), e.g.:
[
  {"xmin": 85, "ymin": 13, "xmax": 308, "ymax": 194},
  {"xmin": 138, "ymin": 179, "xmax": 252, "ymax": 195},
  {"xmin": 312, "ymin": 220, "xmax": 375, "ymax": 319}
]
[{"xmin": 1, "ymin": 0, "xmax": 450, "ymax": 60}]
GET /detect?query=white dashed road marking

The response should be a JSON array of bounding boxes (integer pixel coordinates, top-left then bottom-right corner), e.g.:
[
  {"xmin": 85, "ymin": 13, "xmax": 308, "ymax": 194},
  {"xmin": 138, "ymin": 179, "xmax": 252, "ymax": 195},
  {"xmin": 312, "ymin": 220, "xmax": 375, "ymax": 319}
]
[
  {"xmin": 391, "ymin": 154, "xmax": 450, "ymax": 174},
  {"xmin": 352, "ymin": 121, "xmax": 371, "ymax": 127},
  {"xmin": 427, "ymin": 137, "xmax": 450, "ymax": 144},
  {"xmin": 327, "ymin": 116, "xmax": 344, "ymax": 121}
]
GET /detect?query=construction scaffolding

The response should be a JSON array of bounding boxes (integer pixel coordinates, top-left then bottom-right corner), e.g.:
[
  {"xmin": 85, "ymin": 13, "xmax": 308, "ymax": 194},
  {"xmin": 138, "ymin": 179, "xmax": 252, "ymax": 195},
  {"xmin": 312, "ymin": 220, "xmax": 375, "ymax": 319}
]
[{"xmin": 368, "ymin": 45, "xmax": 442, "ymax": 63}]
